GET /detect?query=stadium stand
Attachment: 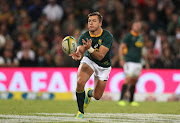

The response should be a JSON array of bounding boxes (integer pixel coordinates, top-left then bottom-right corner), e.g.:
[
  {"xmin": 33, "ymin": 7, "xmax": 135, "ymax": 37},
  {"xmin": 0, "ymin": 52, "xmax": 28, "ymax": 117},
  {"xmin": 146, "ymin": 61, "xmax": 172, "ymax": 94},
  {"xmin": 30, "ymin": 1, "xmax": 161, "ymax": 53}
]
[{"xmin": 0, "ymin": 0, "xmax": 179, "ymax": 68}]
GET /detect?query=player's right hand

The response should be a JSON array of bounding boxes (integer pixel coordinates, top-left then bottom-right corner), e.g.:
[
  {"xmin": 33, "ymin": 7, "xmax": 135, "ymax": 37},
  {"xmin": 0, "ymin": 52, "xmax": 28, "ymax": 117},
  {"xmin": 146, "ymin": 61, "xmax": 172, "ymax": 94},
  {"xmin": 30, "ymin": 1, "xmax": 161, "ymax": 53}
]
[{"xmin": 69, "ymin": 51, "xmax": 82, "ymax": 61}]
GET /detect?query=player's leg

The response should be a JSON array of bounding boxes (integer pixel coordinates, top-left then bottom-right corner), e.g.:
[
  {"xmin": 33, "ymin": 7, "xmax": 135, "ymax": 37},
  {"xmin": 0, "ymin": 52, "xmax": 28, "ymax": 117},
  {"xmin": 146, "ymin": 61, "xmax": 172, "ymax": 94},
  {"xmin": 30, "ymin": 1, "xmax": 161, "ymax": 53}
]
[
  {"xmin": 118, "ymin": 62, "xmax": 131, "ymax": 106},
  {"xmin": 84, "ymin": 76, "xmax": 107, "ymax": 108},
  {"xmin": 84, "ymin": 64, "xmax": 111, "ymax": 108},
  {"xmin": 129, "ymin": 77, "xmax": 139, "ymax": 106},
  {"xmin": 75, "ymin": 63, "xmax": 94, "ymax": 119},
  {"xmin": 129, "ymin": 63, "xmax": 142, "ymax": 106},
  {"xmin": 83, "ymin": 76, "xmax": 98, "ymax": 109},
  {"xmin": 118, "ymin": 77, "xmax": 131, "ymax": 106},
  {"xmin": 120, "ymin": 77, "xmax": 131, "ymax": 100},
  {"xmin": 93, "ymin": 77, "xmax": 107, "ymax": 100},
  {"xmin": 92, "ymin": 65, "xmax": 111, "ymax": 100}
]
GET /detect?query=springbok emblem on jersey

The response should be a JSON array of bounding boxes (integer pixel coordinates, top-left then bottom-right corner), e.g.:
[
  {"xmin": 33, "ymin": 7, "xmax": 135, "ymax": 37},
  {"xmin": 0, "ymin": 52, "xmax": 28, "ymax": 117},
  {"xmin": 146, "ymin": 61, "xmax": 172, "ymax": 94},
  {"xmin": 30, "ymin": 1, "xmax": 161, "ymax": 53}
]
[{"xmin": 98, "ymin": 39, "xmax": 102, "ymax": 45}]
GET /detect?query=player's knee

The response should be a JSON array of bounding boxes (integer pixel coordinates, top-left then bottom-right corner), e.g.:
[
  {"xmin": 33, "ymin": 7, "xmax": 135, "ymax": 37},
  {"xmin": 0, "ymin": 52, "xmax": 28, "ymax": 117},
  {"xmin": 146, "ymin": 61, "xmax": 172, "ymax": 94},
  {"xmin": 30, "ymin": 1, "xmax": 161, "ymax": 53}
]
[
  {"xmin": 94, "ymin": 95, "xmax": 101, "ymax": 100},
  {"xmin": 76, "ymin": 80, "xmax": 85, "ymax": 90}
]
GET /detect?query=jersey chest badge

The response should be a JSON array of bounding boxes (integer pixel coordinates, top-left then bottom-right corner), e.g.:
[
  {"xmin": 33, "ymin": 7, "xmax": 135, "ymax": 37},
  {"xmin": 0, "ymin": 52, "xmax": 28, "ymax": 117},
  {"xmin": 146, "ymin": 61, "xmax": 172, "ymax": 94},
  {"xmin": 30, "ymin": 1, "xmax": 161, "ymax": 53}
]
[
  {"xmin": 98, "ymin": 39, "xmax": 102, "ymax": 45},
  {"xmin": 135, "ymin": 41, "xmax": 143, "ymax": 48}
]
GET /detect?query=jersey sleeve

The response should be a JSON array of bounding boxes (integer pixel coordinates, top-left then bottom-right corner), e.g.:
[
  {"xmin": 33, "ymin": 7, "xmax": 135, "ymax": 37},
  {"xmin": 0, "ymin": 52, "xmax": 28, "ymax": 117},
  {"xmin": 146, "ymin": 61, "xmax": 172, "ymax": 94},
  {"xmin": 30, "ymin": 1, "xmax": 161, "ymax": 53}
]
[
  {"xmin": 101, "ymin": 33, "xmax": 113, "ymax": 49},
  {"xmin": 122, "ymin": 34, "xmax": 130, "ymax": 44},
  {"xmin": 77, "ymin": 34, "xmax": 84, "ymax": 46}
]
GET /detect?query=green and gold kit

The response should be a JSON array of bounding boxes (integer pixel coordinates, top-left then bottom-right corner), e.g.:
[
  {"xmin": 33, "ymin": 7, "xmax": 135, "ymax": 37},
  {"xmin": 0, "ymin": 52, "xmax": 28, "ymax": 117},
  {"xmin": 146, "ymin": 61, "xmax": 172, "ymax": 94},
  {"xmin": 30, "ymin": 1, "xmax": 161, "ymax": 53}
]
[
  {"xmin": 78, "ymin": 29, "xmax": 113, "ymax": 68},
  {"xmin": 123, "ymin": 30, "xmax": 144, "ymax": 63}
]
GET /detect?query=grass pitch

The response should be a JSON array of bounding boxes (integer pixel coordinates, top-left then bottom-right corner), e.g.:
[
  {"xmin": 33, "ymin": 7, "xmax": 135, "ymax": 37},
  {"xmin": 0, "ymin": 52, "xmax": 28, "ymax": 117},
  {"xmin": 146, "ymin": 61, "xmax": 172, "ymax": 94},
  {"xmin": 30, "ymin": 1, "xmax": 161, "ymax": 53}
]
[{"xmin": 0, "ymin": 100, "xmax": 180, "ymax": 122}]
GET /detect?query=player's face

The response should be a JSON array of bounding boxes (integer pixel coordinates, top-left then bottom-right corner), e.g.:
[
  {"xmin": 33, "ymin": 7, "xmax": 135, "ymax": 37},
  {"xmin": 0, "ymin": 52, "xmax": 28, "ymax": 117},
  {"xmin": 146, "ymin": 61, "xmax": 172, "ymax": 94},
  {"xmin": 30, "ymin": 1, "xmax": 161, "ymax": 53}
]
[
  {"xmin": 88, "ymin": 15, "xmax": 102, "ymax": 32},
  {"xmin": 132, "ymin": 22, "xmax": 141, "ymax": 33}
]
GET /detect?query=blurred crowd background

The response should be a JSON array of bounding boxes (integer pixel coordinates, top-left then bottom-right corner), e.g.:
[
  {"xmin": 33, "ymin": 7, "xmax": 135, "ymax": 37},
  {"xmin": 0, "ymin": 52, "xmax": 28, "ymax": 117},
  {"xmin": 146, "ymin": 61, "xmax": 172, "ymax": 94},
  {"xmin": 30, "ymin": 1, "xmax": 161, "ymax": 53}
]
[{"xmin": 0, "ymin": 0, "xmax": 179, "ymax": 68}]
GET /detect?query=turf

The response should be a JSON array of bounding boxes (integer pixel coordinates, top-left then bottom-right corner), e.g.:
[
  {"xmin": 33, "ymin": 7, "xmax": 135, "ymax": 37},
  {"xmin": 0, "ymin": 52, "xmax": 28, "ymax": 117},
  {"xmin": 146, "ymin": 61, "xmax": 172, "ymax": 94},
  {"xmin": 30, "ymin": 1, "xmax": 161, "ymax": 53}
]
[{"xmin": 0, "ymin": 100, "xmax": 180, "ymax": 115}]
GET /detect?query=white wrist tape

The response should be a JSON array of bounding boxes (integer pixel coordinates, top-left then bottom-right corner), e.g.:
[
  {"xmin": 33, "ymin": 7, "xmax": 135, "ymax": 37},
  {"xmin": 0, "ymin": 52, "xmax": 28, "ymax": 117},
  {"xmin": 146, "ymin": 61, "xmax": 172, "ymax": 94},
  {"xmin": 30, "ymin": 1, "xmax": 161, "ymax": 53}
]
[{"xmin": 87, "ymin": 47, "xmax": 94, "ymax": 53}]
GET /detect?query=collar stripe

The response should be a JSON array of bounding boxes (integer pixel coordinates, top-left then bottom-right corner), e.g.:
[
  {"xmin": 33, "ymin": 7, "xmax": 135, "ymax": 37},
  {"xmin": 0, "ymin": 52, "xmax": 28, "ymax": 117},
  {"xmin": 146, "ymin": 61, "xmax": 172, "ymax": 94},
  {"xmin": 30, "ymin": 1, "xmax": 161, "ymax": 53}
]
[
  {"xmin": 130, "ymin": 30, "xmax": 139, "ymax": 36},
  {"xmin": 89, "ymin": 29, "xmax": 103, "ymax": 37}
]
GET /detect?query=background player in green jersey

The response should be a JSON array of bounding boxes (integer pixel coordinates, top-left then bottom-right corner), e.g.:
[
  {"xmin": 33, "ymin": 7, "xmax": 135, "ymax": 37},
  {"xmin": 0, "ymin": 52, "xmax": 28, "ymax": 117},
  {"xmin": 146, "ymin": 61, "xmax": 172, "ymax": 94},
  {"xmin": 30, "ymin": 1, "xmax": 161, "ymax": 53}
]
[
  {"xmin": 118, "ymin": 21, "xmax": 149, "ymax": 106},
  {"xmin": 69, "ymin": 12, "xmax": 113, "ymax": 119}
]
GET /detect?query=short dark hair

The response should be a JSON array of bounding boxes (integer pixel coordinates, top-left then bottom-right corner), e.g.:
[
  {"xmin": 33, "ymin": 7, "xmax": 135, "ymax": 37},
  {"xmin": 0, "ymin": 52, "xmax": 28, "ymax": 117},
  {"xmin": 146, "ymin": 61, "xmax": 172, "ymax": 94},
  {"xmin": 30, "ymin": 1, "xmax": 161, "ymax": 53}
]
[{"xmin": 88, "ymin": 12, "xmax": 103, "ymax": 22}]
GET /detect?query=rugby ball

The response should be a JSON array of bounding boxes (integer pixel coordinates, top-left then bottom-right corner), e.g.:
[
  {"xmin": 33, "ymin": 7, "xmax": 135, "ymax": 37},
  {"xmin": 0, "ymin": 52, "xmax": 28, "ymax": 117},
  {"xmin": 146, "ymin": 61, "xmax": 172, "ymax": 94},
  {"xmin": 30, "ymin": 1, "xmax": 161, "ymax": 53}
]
[{"xmin": 62, "ymin": 36, "xmax": 77, "ymax": 54}]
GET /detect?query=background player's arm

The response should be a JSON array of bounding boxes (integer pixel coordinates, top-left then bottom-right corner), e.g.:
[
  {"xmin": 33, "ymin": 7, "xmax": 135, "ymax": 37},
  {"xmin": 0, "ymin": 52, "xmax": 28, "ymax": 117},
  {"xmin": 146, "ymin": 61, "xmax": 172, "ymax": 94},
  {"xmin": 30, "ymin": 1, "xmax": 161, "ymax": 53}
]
[
  {"xmin": 82, "ymin": 38, "xmax": 109, "ymax": 61},
  {"xmin": 119, "ymin": 43, "xmax": 127, "ymax": 67}
]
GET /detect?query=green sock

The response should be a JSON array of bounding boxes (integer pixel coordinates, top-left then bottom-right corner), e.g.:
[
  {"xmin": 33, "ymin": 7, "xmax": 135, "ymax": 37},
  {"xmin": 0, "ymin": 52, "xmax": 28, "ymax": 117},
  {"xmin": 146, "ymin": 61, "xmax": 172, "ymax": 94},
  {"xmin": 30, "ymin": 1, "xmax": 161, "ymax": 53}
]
[
  {"xmin": 88, "ymin": 90, "xmax": 93, "ymax": 97},
  {"xmin": 76, "ymin": 90, "xmax": 85, "ymax": 114}
]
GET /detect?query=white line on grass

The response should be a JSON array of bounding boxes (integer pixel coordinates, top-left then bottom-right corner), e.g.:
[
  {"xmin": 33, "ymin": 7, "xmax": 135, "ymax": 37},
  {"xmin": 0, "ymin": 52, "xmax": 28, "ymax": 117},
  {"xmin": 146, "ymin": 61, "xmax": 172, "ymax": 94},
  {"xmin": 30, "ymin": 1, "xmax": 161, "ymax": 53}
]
[{"xmin": 0, "ymin": 113, "xmax": 180, "ymax": 123}]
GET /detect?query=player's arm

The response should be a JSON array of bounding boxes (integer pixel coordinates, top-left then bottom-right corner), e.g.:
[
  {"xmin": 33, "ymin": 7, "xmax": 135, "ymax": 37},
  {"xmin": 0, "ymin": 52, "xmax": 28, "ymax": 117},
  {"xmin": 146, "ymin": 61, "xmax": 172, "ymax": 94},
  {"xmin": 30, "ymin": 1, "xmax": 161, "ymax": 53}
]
[
  {"xmin": 82, "ymin": 38, "xmax": 109, "ymax": 61},
  {"xmin": 69, "ymin": 45, "xmax": 85, "ymax": 61},
  {"xmin": 118, "ymin": 43, "xmax": 127, "ymax": 67},
  {"xmin": 119, "ymin": 43, "xmax": 127, "ymax": 60},
  {"xmin": 90, "ymin": 45, "xmax": 109, "ymax": 61}
]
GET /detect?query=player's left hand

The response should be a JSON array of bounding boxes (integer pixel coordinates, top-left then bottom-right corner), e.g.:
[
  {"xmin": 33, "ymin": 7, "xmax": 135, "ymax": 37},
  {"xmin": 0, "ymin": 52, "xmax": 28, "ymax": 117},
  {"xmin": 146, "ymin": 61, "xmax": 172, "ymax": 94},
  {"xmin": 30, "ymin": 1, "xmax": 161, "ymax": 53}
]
[{"xmin": 82, "ymin": 38, "xmax": 92, "ymax": 50}]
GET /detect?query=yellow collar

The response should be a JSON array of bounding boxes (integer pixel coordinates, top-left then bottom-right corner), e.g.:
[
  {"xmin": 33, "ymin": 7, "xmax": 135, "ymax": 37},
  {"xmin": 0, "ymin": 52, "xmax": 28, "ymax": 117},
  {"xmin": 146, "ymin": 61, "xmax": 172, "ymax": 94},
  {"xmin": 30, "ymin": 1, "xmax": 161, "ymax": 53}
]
[
  {"xmin": 130, "ymin": 30, "xmax": 139, "ymax": 36},
  {"xmin": 89, "ymin": 28, "xmax": 103, "ymax": 37}
]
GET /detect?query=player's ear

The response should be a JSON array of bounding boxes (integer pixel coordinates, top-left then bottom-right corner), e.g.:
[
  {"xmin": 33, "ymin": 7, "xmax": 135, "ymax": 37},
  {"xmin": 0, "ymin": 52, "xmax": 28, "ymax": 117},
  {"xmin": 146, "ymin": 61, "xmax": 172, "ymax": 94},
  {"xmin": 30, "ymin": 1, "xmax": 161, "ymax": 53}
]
[{"xmin": 99, "ymin": 21, "xmax": 102, "ymax": 27}]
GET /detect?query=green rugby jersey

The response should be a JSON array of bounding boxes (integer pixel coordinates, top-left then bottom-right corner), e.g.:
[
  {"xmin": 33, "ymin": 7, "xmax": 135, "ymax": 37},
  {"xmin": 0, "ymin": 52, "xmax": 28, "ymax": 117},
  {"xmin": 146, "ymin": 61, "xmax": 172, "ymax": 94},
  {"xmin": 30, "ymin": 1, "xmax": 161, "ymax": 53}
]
[
  {"xmin": 123, "ymin": 30, "xmax": 144, "ymax": 63},
  {"xmin": 78, "ymin": 29, "xmax": 113, "ymax": 68}
]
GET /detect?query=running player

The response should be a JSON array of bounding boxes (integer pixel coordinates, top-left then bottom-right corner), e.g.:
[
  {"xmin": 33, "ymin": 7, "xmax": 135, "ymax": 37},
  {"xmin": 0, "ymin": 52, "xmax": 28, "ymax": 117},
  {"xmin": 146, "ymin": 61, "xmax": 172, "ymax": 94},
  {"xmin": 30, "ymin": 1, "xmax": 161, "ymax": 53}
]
[{"xmin": 69, "ymin": 12, "xmax": 113, "ymax": 119}]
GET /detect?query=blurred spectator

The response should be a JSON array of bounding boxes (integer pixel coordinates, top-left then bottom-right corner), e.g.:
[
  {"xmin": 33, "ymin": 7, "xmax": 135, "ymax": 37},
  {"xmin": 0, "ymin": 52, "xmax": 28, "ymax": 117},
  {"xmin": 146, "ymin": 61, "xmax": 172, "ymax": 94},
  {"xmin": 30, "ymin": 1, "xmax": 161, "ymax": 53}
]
[
  {"xmin": 28, "ymin": 0, "xmax": 44, "ymax": 22},
  {"xmin": 147, "ymin": 10, "xmax": 164, "ymax": 38},
  {"xmin": 62, "ymin": 13, "xmax": 80, "ymax": 36},
  {"xmin": 34, "ymin": 32, "xmax": 47, "ymax": 50},
  {"xmin": 17, "ymin": 40, "xmax": 36, "ymax": 64},
  {"xmin": 43, "ymin": 0, "xmax": 63, "ymax": 22},
  {"xmin": 173, "ymin": 27, "xmax": 180, "ymax": 68},
  {"xmin": 39, "ymin": 53, "xmax": 55, "ymax": 67},
  {"xmin": 19, "ymin": 11, "xmax": 31, "ymax": 34},
  {"xmin": 75, "ymin": 0, "xmax": 93, "ymax": 10},
  {"xmin": 19, "ymin": 49, "xmax": 36, "ymax": 67},
  {"xmin": 0, "ymin": 1, "xmax": 11, "ymax": 23},
  {"xmin": 148, "ymin": 49, "xmax": 164, "ymax": 68},
  {"xmin": 54, "ymin": 54, "xmax": 64, "ymax": 67},
  {"xmin": 50, "ymin": 34, "xmax": 64, "ymax": 56},
  {"xmin": 114, "ymin": 13, "xmax": 126, "ymax": 41},
  {"xmin": 13, "ymin": 32, "xmax": 28, "ymax": 51},
  {"xmin": 77, "ymin": 8, "xmax": 90, "ymax": 29},
  {"xmin": 0, "ymin": 34, "xmax": 6, "ymax": 49},
  {"xmin": 0, "ymin": 41, "xmax": 19, "ymax": 67},
  {"xmin": 154, "ymin": 31, "xmax": 169, "ymax": 58},
  {"xmin": 62, "ymin": 0, "xmax": 74, "ymax": 16},
  {"xmin": 167, "ymin": 13, "xmax": 179, "ymax": 35},
  {"xmin": 1, "ymin": 23, "xmax": 12, "ymax": 41},
  {"xmin": 11, "ymin": 0, "xmax": 24, "ymax": 15},
  {"xmin": 161, "ymin": 42, "xmax": 175, "ymax": 68},
  {"xmin": 103, "ymin": 13, "xmax": 113, "ymax": 30},
  {"xmin": 37, "ymin": 41, "xmax": 49, "ymax": 66}
]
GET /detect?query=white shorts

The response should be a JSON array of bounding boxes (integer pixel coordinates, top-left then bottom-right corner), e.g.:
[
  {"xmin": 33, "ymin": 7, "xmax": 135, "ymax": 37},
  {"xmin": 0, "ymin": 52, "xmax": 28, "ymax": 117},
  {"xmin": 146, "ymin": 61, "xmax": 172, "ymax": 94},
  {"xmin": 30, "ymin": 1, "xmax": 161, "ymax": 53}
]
[
  {"xmin": 123, "ymin": 62, "xmax": 142, "ymax": 77},
  {"xmin": 80, "ymin": 57, "xmax": 111, "ymax": 81}
]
